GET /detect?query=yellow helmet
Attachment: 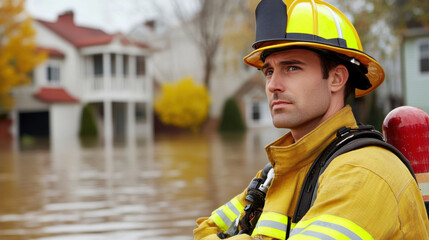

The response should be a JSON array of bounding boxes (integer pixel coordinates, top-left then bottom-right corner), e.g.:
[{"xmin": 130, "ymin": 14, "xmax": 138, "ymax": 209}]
[{"xmin": 243, "ymin": 0, "xmax": 385, "ymax": 98}]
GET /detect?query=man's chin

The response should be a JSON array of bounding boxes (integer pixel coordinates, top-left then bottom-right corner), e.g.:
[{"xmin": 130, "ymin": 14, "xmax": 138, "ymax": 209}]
[
  {"xmin": 272, "ymin": 114, "xmax": 297, "ymax": 129},
  {"xmin": 272, "ymin": 120, "xmax": 289, "ymax": 129}
]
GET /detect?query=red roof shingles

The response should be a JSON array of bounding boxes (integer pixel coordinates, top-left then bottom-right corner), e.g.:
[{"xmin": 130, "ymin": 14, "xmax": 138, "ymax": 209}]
[
  {"xmin": 34, "ymin": 87, "xmax": 79, "ymax": 103},
  {"xmin": 36, "ymin": 47, "xmax": 65, "ymax": 58},
  {"xmin": 36, "ymin": 11, "xmax": 149, "ymax": 49}
]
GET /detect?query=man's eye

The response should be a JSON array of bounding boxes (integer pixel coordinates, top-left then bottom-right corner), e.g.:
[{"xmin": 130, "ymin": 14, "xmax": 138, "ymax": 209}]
[
  {"xmin": 264, "ymin": 69, "xmax": 274, "ymax": 76},
  {"xmin": 289, "ymin": 66, "xmax": 300, "ymax": 71}
]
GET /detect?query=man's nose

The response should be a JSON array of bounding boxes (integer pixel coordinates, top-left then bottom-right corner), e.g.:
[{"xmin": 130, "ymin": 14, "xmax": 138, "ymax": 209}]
[{"xmin": 267, "ymin": 72, "xmax": 285, "ymax": 93}]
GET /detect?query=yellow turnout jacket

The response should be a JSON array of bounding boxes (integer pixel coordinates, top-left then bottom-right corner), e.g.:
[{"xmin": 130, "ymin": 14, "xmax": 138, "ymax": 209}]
[{"xmin": 194, "ymin": 106, "xmax": 429, "ymax": 239}]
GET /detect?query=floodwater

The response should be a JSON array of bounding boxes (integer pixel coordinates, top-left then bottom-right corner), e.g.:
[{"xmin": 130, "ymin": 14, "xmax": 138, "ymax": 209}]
[{"xmin": 0, "ymin": 128, "xmax": 285, "ymax": 240}]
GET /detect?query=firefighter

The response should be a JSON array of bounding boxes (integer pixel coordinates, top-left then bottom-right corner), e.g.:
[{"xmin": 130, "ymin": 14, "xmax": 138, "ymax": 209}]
[{"xmin": 193, "ymin": 0, "xmax": 429, "ymax": 239}]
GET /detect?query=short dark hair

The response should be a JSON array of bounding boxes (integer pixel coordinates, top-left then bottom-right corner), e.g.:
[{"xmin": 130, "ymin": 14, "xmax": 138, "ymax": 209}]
[
  {"xmin": 260, "ymin": 46, "xmax": 372, "ymax": 103},
  {"xmin": 317, "ymin": 51, "xmax": 354, "ymax": 103}
]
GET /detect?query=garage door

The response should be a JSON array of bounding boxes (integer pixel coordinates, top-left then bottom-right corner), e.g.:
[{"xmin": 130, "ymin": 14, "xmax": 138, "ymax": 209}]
[{"xmin": 18, "ymin": 111, "xmax": 50, "ymax": 138}]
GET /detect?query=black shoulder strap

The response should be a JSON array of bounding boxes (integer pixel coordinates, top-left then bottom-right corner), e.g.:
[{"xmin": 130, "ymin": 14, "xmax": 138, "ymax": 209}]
[{"xmin": 291, "ymin": 124, "xmax": 417, "ymax": 224}]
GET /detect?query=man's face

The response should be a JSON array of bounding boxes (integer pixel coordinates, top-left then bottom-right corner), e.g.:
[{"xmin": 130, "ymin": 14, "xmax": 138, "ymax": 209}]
[{"xmin": 262, "ymin": 48, "xmax": 332, "ymax": 136}]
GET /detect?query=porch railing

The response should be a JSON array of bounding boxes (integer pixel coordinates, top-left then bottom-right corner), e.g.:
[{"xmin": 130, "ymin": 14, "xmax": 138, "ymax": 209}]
[{"xmin": 83, "ymin": 76, "xmax": 148, "ymax": 101}]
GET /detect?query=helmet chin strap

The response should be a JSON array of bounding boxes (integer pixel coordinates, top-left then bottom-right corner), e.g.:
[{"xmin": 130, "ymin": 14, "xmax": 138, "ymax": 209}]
[{"xmin": 350, "ymin": 58, "xmax": 360, "ymax": 66}]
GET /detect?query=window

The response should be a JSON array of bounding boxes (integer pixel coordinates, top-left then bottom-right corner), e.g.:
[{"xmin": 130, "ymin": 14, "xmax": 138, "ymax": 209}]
[
  {"xmin": 123, "ymin": 55, "xmax": 129, "ymax": 76},
  {"xmin": 252, "ymin": 102, "xmax": 261, "ymax": 121},
  {"xmin": 420, "ymin": 40, "xmax": 429, "ymax": 73},
  {"xmin": 47, "ymin": 64, "xmax": 60, "ymax": 83},
  {"xmin": 136, "ymin": 103, "xmax": 147, "ymax": 121},
  {"xmin": 136, "ymin": 56, "xmax": 146, "ymax": 76},
  {"xmin": 110, "ymin": 54, "xmax": 116, "ymax": 76},
  {"xmin": 93, "ymin": 54, "xmax": 103, "ymax": 76}
]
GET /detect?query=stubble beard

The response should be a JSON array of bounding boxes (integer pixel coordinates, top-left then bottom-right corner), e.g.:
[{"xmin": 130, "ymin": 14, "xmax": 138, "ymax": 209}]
[
  {"xmin": 270, "ymin": 93, "xmax": 300, "ymax": 129},
  {"xmin": 271, "ymin": 108, "xmax": 301, "ymax": 129}
]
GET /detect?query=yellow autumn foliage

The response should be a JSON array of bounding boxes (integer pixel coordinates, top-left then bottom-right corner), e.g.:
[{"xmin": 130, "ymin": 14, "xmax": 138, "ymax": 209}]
[
  {"xmin": 221, "ymin": 0, "xmax": 258, "ymax": 71},
  {"xmin": 0, "ymin": 0, "xmax": 46, "ymax": 111},
  {"xmin": 155, "ymin": 77, "xmax": 211, "ymax": 131}
]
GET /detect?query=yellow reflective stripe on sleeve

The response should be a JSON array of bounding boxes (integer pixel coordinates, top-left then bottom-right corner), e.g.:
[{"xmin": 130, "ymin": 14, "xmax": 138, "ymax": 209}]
[
  {"xmin": 251, "ymin": 212, "xmax": 289, "ymax": 240},
  {"xmin": 289, "ymin": 215, "xmax": 374, "ymax": 240},
  {"xmin": 209, "ymin": 197, "xmax": 244, "ymax": 233},
  {"xmin": 229, "ymin": 197, "xmax": 244, "ymax": 216}
]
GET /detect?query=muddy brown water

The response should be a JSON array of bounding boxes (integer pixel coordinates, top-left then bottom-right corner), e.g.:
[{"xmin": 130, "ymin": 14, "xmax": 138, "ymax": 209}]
[{"xmin": 0, "ymin": 129, "xmax": 284, "ymax": 240}]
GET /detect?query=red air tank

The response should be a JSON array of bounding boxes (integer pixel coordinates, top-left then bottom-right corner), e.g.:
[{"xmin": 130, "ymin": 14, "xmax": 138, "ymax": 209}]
[{"xmin": 383, "ymin": 106, "xmax": 429, "ymax": 200}]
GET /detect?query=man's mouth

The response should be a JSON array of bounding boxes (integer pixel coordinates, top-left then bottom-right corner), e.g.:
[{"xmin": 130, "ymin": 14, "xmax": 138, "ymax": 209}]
[{"xmin": 271, "ymin": 100, "xmax": 292, "ymax": 110}]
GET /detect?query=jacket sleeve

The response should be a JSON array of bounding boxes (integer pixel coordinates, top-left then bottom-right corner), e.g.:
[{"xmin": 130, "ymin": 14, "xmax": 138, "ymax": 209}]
[
  {"xmin": 194, "ymin": 170, "xmax": 271, "ymax": 240},
  {"xmin": 194, "ymin": 216, "xmax": 279, "ymax": 240},
  {"xmin": 289, "ymin": 164, "xmax": 394, "ymax": 239},
  {"xmin": 289, "ymin": 147, "xmax": 429, "ymax": 239},
  {"xmin": 193, "ymin": 190, "xmax": 250, "ymax": 240}
]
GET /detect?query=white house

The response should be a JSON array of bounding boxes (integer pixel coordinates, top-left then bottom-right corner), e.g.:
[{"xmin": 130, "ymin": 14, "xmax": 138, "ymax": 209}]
[
  {"xmin": 233, "ymin": 75, "xmax": 272, "ymax": 128},
  {"xmin": 12, "ymin": 11, "xmax": 153, "ymax": 145},
  {"xmin": 401, "ymin": 27, "xmax": 429, "ymax": 114},
  {"xmin": 129, "ymin": 18, "xmax": 272, "ymax": 129}
]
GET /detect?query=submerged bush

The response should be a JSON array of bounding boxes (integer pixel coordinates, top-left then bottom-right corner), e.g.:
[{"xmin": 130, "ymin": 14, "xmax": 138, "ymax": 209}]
[
  {"xmin": 79, "ymin": 104, "xmax": 98, "ymax": 137},
  {"xmin": 218, "ymin": 97, "xmax": 246, "ymax": 133}
]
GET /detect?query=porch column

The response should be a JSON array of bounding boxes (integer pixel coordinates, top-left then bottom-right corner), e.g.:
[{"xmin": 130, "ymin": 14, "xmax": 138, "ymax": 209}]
[
  {"xmin": 129, "ymin": 55, "xmax": 136, "ymax": 89},
  {"xmin": 103, "ymin": 53, "xmax": 113, "ymax": 142},
  {"xmin": 146, "ymin": 102, "xmax": 153, "ymax": 139},
  {"xmin": 127, "ymin": 101, "xmax": 136, "ymax": 143},
  {"xmin": 104, "ymin": 100, "xmax": 113, "ymax": 142},
  {"xmin": 146, "ymin": 57, "xmax": 154, "ymax": 139},
  {"xmin": 103, "ymin": 53, "xmax": 112, "ymax": 91},
  {"xmin": 115, "ymin": 54, "xmax": 124, "ymax": 89}
]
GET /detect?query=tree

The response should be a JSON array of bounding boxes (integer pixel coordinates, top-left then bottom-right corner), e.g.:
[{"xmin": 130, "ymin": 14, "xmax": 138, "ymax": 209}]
[
  {"xmin": 392, "ymin": 0, "xmax": 429, "ymax": 30},
  {"xmin": 0, "ymin": 0, "xmax": 46, "ymax": 111},
  {"xmin": 172, "ymin": 0, "xmax": 235, "ymax": 91},
  {"xmin": 220, "ymin": 0, "xmax": 259, "ymax": 71},
  {"xmin": 154, "ymin": 76, "xmax": 211, "ymax": 132},
  {"xmin": 327, "ymin": 0, "xmax": 427, "ymax": 126}
]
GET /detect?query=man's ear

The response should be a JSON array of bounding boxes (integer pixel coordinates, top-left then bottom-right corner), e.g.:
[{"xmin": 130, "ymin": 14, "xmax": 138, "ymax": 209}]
[{"xmin": 330, "ymin": 65, "xmax": 349, "ymax": 93}]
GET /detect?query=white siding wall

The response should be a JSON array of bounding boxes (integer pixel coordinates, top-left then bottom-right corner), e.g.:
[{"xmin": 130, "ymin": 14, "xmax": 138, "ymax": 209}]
[
  {"xmin": 50, "ymin": 104, "xmax": 82, "ymax": 141},
  {"xmin": 33, "ymin": 22, "xmax": 82, "ymax": 99},
  {"xmin": 403, "ymin": 36, "xmax": 429, "ymax": 113}
]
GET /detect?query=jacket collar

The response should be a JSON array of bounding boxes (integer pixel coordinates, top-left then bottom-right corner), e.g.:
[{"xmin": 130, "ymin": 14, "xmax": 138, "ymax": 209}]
[{"xmin": 265, "ymin": 105, "xmax": 358, "ymax": 174}]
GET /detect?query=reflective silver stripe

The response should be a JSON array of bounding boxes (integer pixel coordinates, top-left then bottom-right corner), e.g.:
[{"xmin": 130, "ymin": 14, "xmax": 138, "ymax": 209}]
[
  {"xmin": 314, "ymin": 221, "xmax": 363, "ymax": 240},
  {"xmin": 290, "ymin": 220, "xmax": 363, "ymax": 240},
  {"xmin": 252, "ymin": 212, "xmax": 289, "ymax": 239},
  {"xmin": 326, "ymin": 5, "xmax": 343, "ymax": 39},
  {"xmin": 257, "ymin": 219, "xmax": 287, "ymax": 232},
  {"xmin": 226, "ymin": 201, "xmax": 240, "ymax": 216},
  {"xmin": 210, "ymin": 197, "xmax": 244, "ymax": 233},
  {"xmin": 290, "ymin": 227, "xmax": 304, "ymax": 236},
  {"xmin": 215, "ymin": 208, "xmax": 233, "ymax": 227},
  {"xmin": 301, "ymin": 230, "xmax": 336, "ymax": 240}
]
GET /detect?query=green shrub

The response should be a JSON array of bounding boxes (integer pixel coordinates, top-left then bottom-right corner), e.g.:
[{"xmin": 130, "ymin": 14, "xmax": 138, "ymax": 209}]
[
  {"xmin": 79, "ymin": 104, "xmax": 98, "ymax": 137},
  {"xmin": 218, "ymin": 97, "xmax": 246, "ymax": 133}
]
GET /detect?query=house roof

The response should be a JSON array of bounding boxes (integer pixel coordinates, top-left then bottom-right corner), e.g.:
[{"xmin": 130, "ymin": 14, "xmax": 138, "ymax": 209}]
[
  {"xmin": 234, "ymin": 74, "xmax": 265, "ymax": 100},
  {"xmin": 36, "ymin": 47, "xmax": 65, "ymax": 58},
  {"xmin": 36, "ymin": 11, "xmax": 150, "ymax": 49},
  {"xmin": 34, "ymin": 87, "xmax": 79, "ymax": 103}
]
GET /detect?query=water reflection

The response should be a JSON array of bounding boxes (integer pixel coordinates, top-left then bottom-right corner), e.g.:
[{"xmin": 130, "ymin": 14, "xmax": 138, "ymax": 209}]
[{"xmin": 0, "ymin": 128, "xmax": 285, "ymax": 239}]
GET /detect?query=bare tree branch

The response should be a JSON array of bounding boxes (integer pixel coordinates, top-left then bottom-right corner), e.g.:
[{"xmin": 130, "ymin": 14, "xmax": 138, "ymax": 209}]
[{"xmin": 172, "ymin": 0, "xmax": 235, "ymax": 90}]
